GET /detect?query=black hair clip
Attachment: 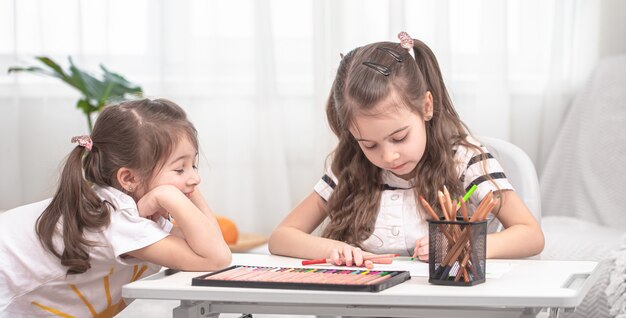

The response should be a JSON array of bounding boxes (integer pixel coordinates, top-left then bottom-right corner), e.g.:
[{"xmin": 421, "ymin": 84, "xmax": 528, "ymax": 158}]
[
  {"xmin": 362, "ymin": 62, "xmax": 391, "ymax": 76},
  {"xmin": 377, "ymin": 47, "xmax": 403, "ymax": 62}
]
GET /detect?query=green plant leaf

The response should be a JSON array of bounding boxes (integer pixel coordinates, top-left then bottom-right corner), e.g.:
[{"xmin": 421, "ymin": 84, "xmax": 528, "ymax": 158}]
[
  {"xmin": 8, "ymin": 55, "xmax": 143, "ymax": 132},
  {"xmin": 35, "ymin": 57, "xmax": 72, "ymax": 82},
  {"xmin": 97, "ymin": 81, "xmax": 115, "ymax": 110},
  {"xmin": 101, "ymin": 65, "xmax": 143, "ymax": 99},
  {"xmin": 7, "ymin": 66, "xmax": 54, "ymax": 76},
  {"xmin": 68, "ymin": 57, "xmax": 99, "ymax": 100},
  {"xmin": 76, "ymin": 98, "xmax": 95, "ymax": 116}
]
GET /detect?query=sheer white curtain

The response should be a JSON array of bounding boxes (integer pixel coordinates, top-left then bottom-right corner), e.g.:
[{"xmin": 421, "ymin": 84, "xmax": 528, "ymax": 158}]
[{"xmin": 1, "ymin": 0, "xmax": 622, "ymax": 234}]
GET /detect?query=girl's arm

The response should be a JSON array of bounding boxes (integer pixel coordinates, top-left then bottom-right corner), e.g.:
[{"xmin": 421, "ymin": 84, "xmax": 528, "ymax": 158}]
[
  {"xmin": 168, "ymin": 188, "xmax": 216, "ymax": 239},
  {"xmin": 127, "ymin": 185, "xmax": 232, "ymax": 271},
  {"xmin": 269, "ymin": 192, "xmax": 375, "ymax": 267},
  {"xmin": 486, "ymin": 190, "xmax": 544, "ymax": 258},
  {"xmin": 187, "ymin": 188, "xmax": 215, "ymax": 217},
  {"xmin": 269, "ymin": 192, "xmax": 345, "ymax": 258}
]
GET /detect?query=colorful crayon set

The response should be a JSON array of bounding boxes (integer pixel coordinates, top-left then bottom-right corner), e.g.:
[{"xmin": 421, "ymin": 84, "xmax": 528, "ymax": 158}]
[
  {"xmin": 192, "ymin": 265, "xmax": 410, "ymax": 292},
  {"xmin": 420, "ymin": 185, "xmax": 498, "ymax": 286}
]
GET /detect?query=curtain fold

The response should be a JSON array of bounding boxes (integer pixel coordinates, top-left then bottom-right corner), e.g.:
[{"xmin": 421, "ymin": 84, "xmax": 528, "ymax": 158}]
[{"xmin": 538, "ymin": 0, "xmax": 601, "ymax": 172}]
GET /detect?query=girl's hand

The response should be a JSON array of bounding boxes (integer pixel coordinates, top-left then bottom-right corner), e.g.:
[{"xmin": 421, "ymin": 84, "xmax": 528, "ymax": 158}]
[
  {"xmin": 413, "ymin": 235, "xmax": 429, "ymax": 262},
  {"xmin": 328, "ymin": 246, "xmax": 395, "ymax": 269},
  {"xmin": 329, "ymin": 245, "xmax": 369, "ymax": 268},
  {"xmin": 136, "ymin": 185, "xmax": 180, "ymax": 220}
]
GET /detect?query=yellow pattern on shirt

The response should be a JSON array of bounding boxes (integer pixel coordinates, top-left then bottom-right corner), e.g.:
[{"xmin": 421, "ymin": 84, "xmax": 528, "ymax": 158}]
[{"xmin": 31, "ymin": 264, "xmax": 148, "ymax": 318}]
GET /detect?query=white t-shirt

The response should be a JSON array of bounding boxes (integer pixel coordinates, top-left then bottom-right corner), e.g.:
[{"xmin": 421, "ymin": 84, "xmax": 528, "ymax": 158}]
[
  {"xmin": 0, "ymin": 185, "xmax": 172, "ymax": 317},
  {"xmin": 314, "ymin": 138, "xmax": 514, "ymax": 256}
]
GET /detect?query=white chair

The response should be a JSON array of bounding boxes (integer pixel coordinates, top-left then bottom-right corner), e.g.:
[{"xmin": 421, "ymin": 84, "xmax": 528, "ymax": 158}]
[
  {"xmin": 479, "ymin": 136, "xmax": 542, "ymax": 226},
  {"xmin": 480, "ymin": 137, "xmax": 542, "ymax": 261}
]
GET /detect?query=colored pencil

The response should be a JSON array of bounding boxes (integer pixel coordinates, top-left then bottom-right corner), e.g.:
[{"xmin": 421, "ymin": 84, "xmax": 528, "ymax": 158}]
[
  {"xmin": 459, "ymin": 196, "xmax": 469, "ymax": 221},
  {"xmin": 437, "ymin": 190, "xmax": 450, "ymax": 220},
  {"xmin": 459, "ymin": 184, "xmax": 478, "ymax": 207}
]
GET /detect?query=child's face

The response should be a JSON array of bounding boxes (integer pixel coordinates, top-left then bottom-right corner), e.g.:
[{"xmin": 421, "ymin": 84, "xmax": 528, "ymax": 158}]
[
  {"xmin": 349, "ymin": 103, "xmax": 428, "ymax": 180},
  {"xmin": 138, "ymin": 137, "xmax": 200, "ymax": 198}
]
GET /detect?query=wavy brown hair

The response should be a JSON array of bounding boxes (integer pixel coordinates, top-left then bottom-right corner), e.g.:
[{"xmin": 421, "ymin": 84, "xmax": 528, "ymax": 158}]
[
  {"xmin": 322, "ymin": 38, "xmax": 486, "ymax": 246},
  {"xmin": 36, "ymin": 98, "xmax": 198, "ymax": 274}
]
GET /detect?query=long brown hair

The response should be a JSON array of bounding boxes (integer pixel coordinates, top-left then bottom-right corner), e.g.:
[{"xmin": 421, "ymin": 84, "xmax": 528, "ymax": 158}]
[
  {"xmin": 36, "ymin": 98, "xmax": 198, "ymax": 274},
  {"xmin": 323, "ymin": 38, "xmax": 483, "ymax": 246}
]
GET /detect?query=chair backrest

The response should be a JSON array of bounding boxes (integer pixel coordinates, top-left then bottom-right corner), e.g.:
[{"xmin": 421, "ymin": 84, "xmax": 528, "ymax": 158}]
[{"xmin": 479, "ymin": 136, "xmax": 542, "ymax": 225}]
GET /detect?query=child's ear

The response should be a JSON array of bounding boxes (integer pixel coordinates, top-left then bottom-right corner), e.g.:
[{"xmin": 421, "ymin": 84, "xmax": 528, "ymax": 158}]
[
  {"xmin": 117, "ymin": 167, "xmax": 140, "ymax": 193},
  {"xmin": 423, "ymin": 91, "xmax": 434, "ymax": 121}
]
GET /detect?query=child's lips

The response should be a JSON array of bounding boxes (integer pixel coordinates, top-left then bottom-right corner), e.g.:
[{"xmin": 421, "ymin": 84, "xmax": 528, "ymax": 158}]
[{"xmin": 391, "ymin": 163, "xmax": 406, "ymax": 170}]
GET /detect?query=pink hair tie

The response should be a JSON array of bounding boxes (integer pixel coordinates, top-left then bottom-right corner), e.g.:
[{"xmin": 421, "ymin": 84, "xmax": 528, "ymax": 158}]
[
  {"xmin": 71, "ymin": 135, "xmax": 93, "ymax": 151},
  {"xmin": 397, "ymin": 31, "xmax": 415, "ymax": 58}
]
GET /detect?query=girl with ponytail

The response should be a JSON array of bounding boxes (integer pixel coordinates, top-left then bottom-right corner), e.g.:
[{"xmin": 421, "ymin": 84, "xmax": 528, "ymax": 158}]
[
  {"xmin": 0, "ymin": 99, "xmax": 231, "ymax": 317},
  {"xmin": 269, "ymin": 32, "xmax": 543, "ymax": 268}
]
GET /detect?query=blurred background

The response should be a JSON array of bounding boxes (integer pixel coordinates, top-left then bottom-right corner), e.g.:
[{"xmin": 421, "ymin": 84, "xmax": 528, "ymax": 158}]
[{"xmin": 1, "ymin": 0, "xmax": 625, "ymax": 235}]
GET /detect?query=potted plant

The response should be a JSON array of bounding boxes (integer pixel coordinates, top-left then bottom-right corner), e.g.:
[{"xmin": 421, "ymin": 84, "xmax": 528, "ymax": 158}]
[{"xmin": 8, "ymin": 56, "xmax": 143, "ymax": 132}]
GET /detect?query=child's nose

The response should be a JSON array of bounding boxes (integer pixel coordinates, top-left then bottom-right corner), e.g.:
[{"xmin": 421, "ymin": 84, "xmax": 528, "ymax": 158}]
[
  {"xmin": 382, "ymin": 148, "xmax": 400, "ymax": 163},
  {"xmin": 188, "ymin": 170, "xmax": 201, "ymax": 185}
]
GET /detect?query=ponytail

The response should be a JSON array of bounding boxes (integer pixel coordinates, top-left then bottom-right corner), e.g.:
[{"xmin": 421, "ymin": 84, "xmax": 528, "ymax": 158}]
[
  {"xmin": 36, "ymin": 146, "xmax": 111, "ymax": 274},
  {"xmin": 410, "ymin": 39, "xmax": 489, "ymax": 206},
  {"xmin": 411, "ymin": 39, "xmax": 461, "ymax": 128}
]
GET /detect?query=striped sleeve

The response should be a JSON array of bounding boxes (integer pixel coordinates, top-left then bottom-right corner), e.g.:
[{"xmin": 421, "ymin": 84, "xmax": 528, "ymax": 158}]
[
  {"xmin": 313, "ymin": 168, "xmax": 337, "ymax": 202},
  {"xmin": 456, "ymin": 143, "xmax": 514, "ymax": 205}
]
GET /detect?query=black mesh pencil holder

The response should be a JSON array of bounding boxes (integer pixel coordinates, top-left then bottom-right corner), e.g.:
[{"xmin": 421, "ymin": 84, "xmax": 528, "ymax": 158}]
[{"xmin": 428, "ymin": 218, "xmax": 487, "ymax": 286}]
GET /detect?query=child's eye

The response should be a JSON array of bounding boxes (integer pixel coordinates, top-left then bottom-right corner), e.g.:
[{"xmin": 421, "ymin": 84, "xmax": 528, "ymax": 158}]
[
  {"xmin": 192, "ymin": 165, "xmax": 198, "ymax": 170},
  {"xmin": 392, "ymin": 135, "xmax": 407, "ymax": 143},
  {"xmin": 174, "ymin": 169, "xmax": 184, "ymax": 174},
  {"xmin": 362, "ymin": 143, "xmax": 377, "ymax": 149}
]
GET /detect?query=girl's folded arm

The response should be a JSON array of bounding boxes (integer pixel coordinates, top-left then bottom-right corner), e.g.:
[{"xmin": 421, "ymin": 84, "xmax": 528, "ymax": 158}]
[
  {"xmin": 130, "ymin": 185, "xmax": 231, "ymax": 270},
  {"xmin": 127, "ymin": 234, "xmax": 230, "ymax": 271},
  {"xmin": 166, "ymin": 189, "xmax": 219, "ymax": 240}
]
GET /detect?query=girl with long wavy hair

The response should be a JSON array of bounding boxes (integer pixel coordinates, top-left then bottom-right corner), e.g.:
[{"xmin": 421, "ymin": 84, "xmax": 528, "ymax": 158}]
[{"xmin": 269, "ymin": 32, "xmax": 543, "ymax": 268}]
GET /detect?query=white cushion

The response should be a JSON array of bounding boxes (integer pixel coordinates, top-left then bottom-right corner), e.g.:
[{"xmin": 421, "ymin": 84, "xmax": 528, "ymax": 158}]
[{"xmin": 541, "ymin": 216, "xmax": 622, "ymax": 261}]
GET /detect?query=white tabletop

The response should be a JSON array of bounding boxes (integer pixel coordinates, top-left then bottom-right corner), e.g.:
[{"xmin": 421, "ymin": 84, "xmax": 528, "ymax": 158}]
[{"xmin": 123, "ymin": 253, "xmax": 600, "ymax": 311}]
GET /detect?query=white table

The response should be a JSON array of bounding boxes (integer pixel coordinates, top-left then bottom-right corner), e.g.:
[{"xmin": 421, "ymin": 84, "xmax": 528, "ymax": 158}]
[{"xmin": 122, "ymin": 253, "xmax": 600, "ymax": 318}]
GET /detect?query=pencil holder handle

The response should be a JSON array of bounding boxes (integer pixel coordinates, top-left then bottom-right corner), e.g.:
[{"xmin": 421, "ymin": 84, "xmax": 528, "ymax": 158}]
[{"xmin": 428, "ymin": 218, "xmax": 487, "ymax": 286}]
